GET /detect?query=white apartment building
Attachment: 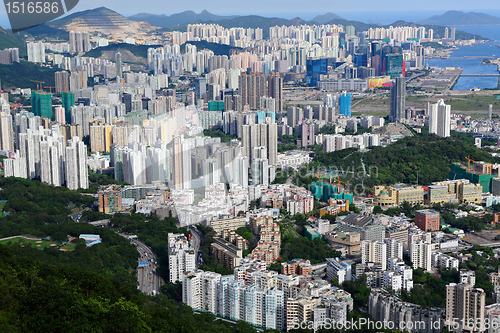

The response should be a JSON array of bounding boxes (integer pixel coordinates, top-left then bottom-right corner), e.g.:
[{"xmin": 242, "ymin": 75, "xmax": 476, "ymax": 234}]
[
  {"xmin": 384, "ymin": 238, "xmax": 403, "ymax": 261},
  {"xmin": 361, "ymin": 240, "xmax": 387, "ymax": 271},
  {"xmin": 168, "ymin": 233, "xmax": 196, "ymax": 283},
  {"xmin": 383, "ymin": 270, "xmax": 403, "ymax": 292},
  {"xmin": 326, "ymin": 258, "xmax": 352, "ymax": 284},
  {"xmin": 431, "ymin": 252, "xmax": 460, "ymax": 270},
  {"xmin": 409, "ymin": 240, "xmax": 432, "ymax": 272}
]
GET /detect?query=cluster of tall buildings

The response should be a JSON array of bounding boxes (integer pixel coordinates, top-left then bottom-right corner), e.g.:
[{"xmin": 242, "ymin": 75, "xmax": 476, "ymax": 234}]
[
  {"xmin": 0, "ymin": 48, "xmax": 19, "ymax": 65},
  {"xmin": 27, "ymin": 42, "xmax": 45, "ymax": 63},
  {"xmin": 183, "ymin": 258, "xmax": 352, "ymax": 331},
  {"xmin": 69, "ymin": 31, "xmax": 92, "ymax": 53},
  {"xmin": 4, "ymin": 125, "xmax": 88, "ymax": 190}
]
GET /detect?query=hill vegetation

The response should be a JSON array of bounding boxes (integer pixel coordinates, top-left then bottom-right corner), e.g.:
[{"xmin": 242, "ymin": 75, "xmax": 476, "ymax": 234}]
[
  {"xmin": 0, "ymin": 61, "xmax": 59, "ymax": 90},
  {"xmin": 310, "ymin": 132, "xmax": 500, "ymax": 188},
  {"xmin": 0, "ymin": 27, "xmax": 26, "ymax": 55},
  {"xmin": 181, "ymin": 41, "xmax": 242, "ymax": 56},
  {"xmin": 0, "ymin": 177, "xmax": 260, "ymax": 332},
  {"xmin": 22, "ymin": 24, "xmax": 69, "ymax": 40},
  {"xmin": 83, "ymin": 43, "xmax": 162, "ymax": 59}
]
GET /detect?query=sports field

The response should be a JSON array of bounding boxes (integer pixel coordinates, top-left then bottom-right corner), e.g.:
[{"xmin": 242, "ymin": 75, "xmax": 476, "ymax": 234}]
[{"xmin": 0, "ymin": 237, "xmax": 59, "ymax": 249}]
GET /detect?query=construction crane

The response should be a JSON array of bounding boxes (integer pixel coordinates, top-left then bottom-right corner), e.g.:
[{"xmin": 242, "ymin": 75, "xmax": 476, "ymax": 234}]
[
  {"xmin": 466, "ymin": 156, "xmax": 475, "ymax": 171},
  {"xmin": 332, "ymin": 177, "xmax": 350, "ymax": 193},
  {"xmin": 45, "ymin": 86, "xmax": 56, "ymax": 93},
  {"xmin": 316, "ymin": 170, "xmax": 326, "ymax": 181},
  {"xmin": 30, "ymin": 80, "xmax": 45, "ymax": 91}
]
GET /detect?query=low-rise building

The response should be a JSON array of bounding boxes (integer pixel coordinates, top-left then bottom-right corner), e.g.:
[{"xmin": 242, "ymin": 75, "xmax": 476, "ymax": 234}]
[
  {"xmin": 374, "ymin": 184, "xmax": 424, "ymax": 207},
  {"xmin": 326, "ymin": 258, "xmax": 351, "ymax": 284}
]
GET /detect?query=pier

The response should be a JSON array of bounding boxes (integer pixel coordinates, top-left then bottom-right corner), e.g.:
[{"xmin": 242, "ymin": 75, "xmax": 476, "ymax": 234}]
[{"xmin": 460, "ymin": 73, "xmax": 500, "ymax": 76}]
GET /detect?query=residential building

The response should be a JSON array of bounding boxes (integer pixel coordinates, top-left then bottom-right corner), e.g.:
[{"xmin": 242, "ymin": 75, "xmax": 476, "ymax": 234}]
[
  {"xmin": 415, "ymin": 209, "xmax": 440, "ymax": 232},
  {"xmin": 326, "ymin": 257, "xmax": 352, "ymax": 284},
  {"xmin": 429, "ymin": 99, "xmax": 451, "ymax": 138},
  {"xmin": 445, "ymin": 282, "xmax": 485, "ymax": 332},
  {"xmin": 390, "ymin": 76, "xmax": 405, "ymax": 122},
  {"xmin": 169, "ymin": 233, "xmax": 196, "ymax": 283},
  {"xmin": 409, "ymin": 240, "xmax": 432, "ymax": 272},
  {"xmin": 361, "ymin": 240, "xmax": 387, "ymax": 271}
]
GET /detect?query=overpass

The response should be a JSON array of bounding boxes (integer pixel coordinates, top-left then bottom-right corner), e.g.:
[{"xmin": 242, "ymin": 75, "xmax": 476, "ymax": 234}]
[
  {"xmin": 311, "ymin": 262, "xmax": 327, "ymax": 277},
  {"xmin": 88, "ymin": 219, "xmax": 110, "ymax": 227}
]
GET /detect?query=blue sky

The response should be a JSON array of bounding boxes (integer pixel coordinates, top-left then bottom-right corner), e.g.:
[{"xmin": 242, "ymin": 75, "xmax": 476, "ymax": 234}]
[{"xmin": 1, "ymin": 0, "xmax": 500, "ymax": 29}]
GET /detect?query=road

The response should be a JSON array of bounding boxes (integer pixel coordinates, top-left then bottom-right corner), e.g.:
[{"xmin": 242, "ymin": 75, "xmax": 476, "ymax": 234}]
[
  {"xmin": 133, "ymin": 239, "xmax": 160, "ymax": 296},
  {"xmin": 188, "ymin": 226, "xmax": 203, "ymax": 267},
  {"xmin": 69, "ymin": 207, "xmax": 89, "ymax": 222}
]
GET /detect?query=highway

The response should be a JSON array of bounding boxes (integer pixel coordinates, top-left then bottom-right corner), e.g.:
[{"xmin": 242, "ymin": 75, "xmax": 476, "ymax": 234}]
[
  {"xmin": 188, "ymin": 226, "xmax": 203, "ymax": 267},
  {"xmin": 69, "ymin": 207, "xmax": 89, "ymax": 222},
  {"xmin": 133, "ymin": 239, "xmax": 160, "ymax": 296}
]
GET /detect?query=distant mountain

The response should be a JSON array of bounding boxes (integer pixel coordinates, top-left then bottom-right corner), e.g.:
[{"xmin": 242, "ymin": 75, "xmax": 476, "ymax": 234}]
[
  {"xmin": 22, "ymin": 24, "xmax": 69, "ymax": 40},
  {"xmin": 161, "ymin": 15, "xmax": 308, "ymax": 39},
  {"xmin": 129, "ymin": 10, "xmax": 239, "ymax": 28},
  {"xmin": 418, "ymin": 10, "xmax": 500, "ymax": 26},
  {"xmin": 311, "ymin": 12, "xmax": 344, "ymax": 24},
  {"xmin": 47, "ymin": 7, "xmax": 156, "ymax": 34},
  {"xmin": 323, "ymin": 19, "xmax": 375, "ymax": 34}
]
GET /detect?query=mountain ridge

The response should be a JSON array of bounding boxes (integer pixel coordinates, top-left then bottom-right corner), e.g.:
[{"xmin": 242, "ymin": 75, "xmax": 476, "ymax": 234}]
[
  {"xmin": 47, "ymin": 6, "xmax": 156, "ymax": 33},
  {"xmin": 418, "ymin": 10, "xmax": 500, "ymax": 26},
  {"xmin": 128, "ymin": 10, "xmax": 239, "ymax": 27}
]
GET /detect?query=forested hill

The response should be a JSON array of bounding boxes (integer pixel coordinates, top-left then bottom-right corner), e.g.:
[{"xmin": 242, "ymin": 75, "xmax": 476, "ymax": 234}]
[
  {"xmin": 0, "ymin": 177, "xmax": 258, "ymax": 332},
  {"xmin": 312, "ymin": 132, "xmax": 500, "ymax": 187}
]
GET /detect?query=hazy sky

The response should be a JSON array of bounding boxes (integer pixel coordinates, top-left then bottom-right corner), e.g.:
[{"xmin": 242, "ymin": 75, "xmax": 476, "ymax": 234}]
[{"xmin": 1, "ymin": 0, "xmax": 500, "ymax": 29}]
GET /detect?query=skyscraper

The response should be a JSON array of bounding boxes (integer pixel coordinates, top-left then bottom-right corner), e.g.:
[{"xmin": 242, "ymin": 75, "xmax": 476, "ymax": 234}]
[
  {"xmin": 115, "ymin": 52, "xmax": 122, "ymax": 79},
  {"xmin": 27, "ymin": 42, "xmax": 45, "ymax": 63},
  {"xmin": 0, "ymin": 113, "xmax": 14, "ymax": 151},
  {"xmin": 339, "ymin": 92, "xmax": 351, "ymax": 117},
  {"xmin": 239, "ymin": 72, "xmax": 267, "ymax": 110},
  {"xmin": 268, "ymin": 73, "xmax": 283, "ymax": 112},
  {"xmin": 390, "ymin": 76, "xmax": 406, "ymax": 122},
  {"xmin": 55, "ymin": 71, "xmax": 69, "ymax": 93},
  {"xmin": 172, "ymin": 136, "xmax": 183, "ymax": 190},
  {"xmin": 69, "ymin": 31, "xmax": 91, "ymax": 53},
  {"xmin": 31, "ymin": 91, "xmax": 52, "ymax": 120},
  {"xmin": 62, "ymin": 92, "xmax": 75, "ymax": 124},
  {"xmin": 429, "ymin": 99, "xmax": 451, "ymax": 137}
]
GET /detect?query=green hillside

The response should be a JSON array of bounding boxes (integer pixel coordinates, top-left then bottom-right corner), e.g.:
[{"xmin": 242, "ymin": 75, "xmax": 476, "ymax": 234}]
[
  {"xmin": 310, "ymin": 132, "xmax": 500, "ymax": 188},
  {"xmin": 181, "ymin": 41, "xmax": 242, "ymax": 56},
  {"xmin": 0, "ymin": 27, "xmax": 26, "ymax": 55},
  {"xmin": 0, "ymin": 61, "xmax": 59, "ymax": 90},
  {"xmin": 0, "ymin": 178, "xmax": 259, "ymax": 333},
  {"xmin": 83, "ymin": 43, "xmax": 162, "ymax": 59},
  {"xmin": 22, "ymin": 24, "xmax": 69, "ymax": 40}
]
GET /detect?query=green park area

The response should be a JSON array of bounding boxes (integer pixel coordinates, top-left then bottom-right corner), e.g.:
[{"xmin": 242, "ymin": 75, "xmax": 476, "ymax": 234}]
[{"xmin": 0, "ymin": 236, "xmax": 73, "ymax": 250}]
